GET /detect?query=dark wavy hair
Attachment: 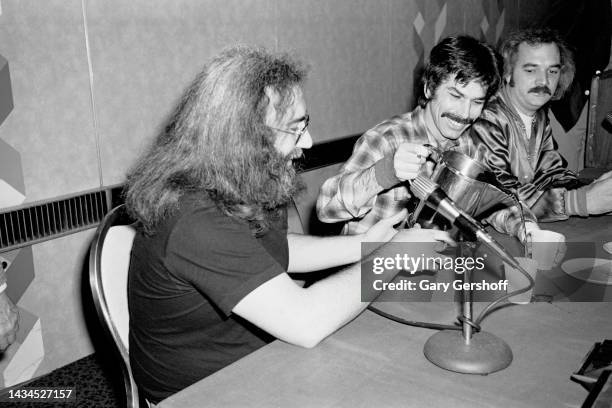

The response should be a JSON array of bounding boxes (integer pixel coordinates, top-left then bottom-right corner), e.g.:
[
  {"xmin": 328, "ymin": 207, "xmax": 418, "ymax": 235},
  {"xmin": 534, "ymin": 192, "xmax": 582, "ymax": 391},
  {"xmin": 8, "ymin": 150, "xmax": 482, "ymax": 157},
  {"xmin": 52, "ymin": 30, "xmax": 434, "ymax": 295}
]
[
  {"xmin": 125, "ymin": 46, "xmax": 307, "ymax": 235},
  {"xmin": 418, "ymin": 35, "xmax": 501, "ymax": 107},
  {"xmin": 500, "ymin": 28, "xmax": 575, "ymax": 100}
]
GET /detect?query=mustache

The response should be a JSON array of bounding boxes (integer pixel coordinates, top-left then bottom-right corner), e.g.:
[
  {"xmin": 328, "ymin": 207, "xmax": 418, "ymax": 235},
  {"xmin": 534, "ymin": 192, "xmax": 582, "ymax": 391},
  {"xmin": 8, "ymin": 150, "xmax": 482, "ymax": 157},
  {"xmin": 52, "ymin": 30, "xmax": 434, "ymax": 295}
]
[
  {"xmin": 441, "ymin": 112, "xmax": 473, "ymax": 125},
  {"xmin": 528, "ymin": 86, "xmax": 552, "ymax": 95},
  {"xmin": 289, "ymin": 148, "xmax": 304, "ymax": 161},
  {"xmin": 289, "ymin": 148, "xmax": 306, "ymax": 171}
]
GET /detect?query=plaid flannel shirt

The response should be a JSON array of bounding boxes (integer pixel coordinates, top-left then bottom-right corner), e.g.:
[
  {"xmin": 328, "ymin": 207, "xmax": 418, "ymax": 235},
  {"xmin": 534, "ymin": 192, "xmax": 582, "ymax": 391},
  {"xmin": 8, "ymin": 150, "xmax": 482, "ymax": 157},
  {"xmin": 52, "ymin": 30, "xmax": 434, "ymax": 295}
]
[{"xmin": 316, "ymin": 106, "xmax": 536, "ymax": 241}]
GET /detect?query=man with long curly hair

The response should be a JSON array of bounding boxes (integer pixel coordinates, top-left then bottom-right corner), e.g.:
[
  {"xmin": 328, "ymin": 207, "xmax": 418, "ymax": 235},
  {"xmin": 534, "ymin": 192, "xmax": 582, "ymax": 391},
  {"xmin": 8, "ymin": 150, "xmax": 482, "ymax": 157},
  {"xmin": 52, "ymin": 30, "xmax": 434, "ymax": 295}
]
[{"xmin": 124, "ymin": 46, "xmax": 451, "ymax": 403}]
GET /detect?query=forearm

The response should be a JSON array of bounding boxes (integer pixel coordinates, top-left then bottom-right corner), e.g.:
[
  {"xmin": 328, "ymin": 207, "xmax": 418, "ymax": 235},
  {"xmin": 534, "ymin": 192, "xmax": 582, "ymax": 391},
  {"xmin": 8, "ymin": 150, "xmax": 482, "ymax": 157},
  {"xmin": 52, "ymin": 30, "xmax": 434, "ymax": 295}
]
[
  {"xmin": 317, "ymin": 165, "xmax": 384, "ymax": 222},
  {"xmin": 234, "ymin": 240, "xmax": 403, "ymax": 348},
  {"xmin": 289, "ymin": 203, "xmax": 407, "ymax": 272},
  {"xmin": 287, "ymin": 232, "xmax": 365, "ymax": 273},
  {"xmin": 526, "ymin": 186, "xmax": 587, "ymax": 221},
  {"xmin": 288, "ymin": 242, "xmax": 405, "ymax": 346},
  {"xmin": 520, "ymin": 131, "xmax": 581, "ymax": 206}
]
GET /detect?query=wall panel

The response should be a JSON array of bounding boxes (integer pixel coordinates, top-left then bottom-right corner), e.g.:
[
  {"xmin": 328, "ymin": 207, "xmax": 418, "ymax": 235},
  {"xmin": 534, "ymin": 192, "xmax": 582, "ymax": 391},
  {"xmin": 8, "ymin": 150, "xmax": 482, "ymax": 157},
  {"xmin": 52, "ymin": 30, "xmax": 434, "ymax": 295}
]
[
  {"xmin": 0, "ymin": 0, "xmax": 98, "ymax": 201},
  {"xmin": 0, "ymin": 0, "xmax": 99, "ymax": 381},
  {"xmin": 277, "ymin": 0, "xmax": 392, "ymax": 142},
  {"xmin": 87, "ymin": 0, "xmax": 276, "ymax": 185},
  {"xmin": 389, "ymin": 0, "xmax": 421, "ymax": 111},
  {"xmin": 18, "ymin": 230, "xmax": 96, "ymax": 376}
]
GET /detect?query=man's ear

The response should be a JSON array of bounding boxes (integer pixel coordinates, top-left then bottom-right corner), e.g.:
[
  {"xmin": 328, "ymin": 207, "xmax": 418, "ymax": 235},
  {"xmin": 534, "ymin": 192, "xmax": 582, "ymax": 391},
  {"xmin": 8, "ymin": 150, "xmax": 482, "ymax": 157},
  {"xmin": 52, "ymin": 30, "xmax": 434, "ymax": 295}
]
[{"xmin": 263, "ymin": 86, "xmax": 279, "ymax": 126}]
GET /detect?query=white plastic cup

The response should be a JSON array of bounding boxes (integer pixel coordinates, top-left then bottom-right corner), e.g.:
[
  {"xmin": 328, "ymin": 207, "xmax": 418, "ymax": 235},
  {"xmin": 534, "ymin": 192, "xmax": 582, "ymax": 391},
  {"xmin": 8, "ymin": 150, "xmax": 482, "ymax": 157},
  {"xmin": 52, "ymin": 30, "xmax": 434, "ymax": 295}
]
[
  {"xmin": 527, "ymin": 230, "xmax": 566, "ymax": 270},
  {"xmin": 504, "ymin": 257, "xmax": 538, "ymax": 304}
]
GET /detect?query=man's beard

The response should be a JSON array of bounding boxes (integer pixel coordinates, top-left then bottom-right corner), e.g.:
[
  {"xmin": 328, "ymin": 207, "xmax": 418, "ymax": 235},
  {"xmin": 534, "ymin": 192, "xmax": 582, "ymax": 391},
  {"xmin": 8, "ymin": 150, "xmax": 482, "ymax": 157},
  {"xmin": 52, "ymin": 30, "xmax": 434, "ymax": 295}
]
[{"xmin": 263, "ymin": 148, "xmax": 306, "ymax": 209}]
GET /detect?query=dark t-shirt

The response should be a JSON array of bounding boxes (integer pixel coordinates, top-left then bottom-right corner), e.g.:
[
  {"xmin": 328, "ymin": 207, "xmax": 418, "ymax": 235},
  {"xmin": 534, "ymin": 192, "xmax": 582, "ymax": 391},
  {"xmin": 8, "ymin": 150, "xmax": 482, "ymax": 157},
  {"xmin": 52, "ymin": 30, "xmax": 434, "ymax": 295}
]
[{"xmin": 128, "ymin": 192, "xmax": 288, "ymax": 403}]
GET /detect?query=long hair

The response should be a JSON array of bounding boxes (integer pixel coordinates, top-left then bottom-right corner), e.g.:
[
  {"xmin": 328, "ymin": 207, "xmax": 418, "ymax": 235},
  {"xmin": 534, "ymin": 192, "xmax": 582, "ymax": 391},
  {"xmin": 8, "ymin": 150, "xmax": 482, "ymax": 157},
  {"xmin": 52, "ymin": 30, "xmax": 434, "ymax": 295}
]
[
  {"xmin": 125, "ymin": 46, "xmax": 307, "ymax": 235},
  {"xmin": 500, "ymin": 28, "xmax": 575, "ymax": 100},
  {"xmin": 418, "ymin": 35, "xmax": 501, "ymax": 107}
]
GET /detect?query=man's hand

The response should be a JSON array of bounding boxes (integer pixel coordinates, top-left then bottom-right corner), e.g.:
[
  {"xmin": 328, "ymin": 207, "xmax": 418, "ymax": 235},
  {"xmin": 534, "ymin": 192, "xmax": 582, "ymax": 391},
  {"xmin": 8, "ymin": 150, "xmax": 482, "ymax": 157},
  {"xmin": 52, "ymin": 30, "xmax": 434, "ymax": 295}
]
[
  {"xmin": 363, "ymin": 209, "xmax": 408, "ymax": 243},
  {"xmin": 0, "ymin": 292, "xmax": 18, "ymax": 352},
  {"xmin": 531, "ymin": 188, "xmax": 566, "ymax": 221},
  {"xmin": 389, "ymin": 226, "xmax": 456, "ymax": 271},
  {"xmin": 586, "ymin": 170, "xmax": 612, "ymax": 215},
  {"xmin": 391, "ymin": 226, "xmax": 455, "ymax": 246},
  {"xmin": 393, "ymin": 143, "xmax": 430, "ymax": 181}
]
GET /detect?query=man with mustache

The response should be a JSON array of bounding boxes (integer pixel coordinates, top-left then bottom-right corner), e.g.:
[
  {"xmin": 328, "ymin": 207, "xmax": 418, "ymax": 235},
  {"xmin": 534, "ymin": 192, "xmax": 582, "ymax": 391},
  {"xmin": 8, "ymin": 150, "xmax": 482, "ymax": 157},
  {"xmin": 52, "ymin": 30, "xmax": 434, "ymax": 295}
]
[
  {"xmin": 317, "ymin": 35, "xmax": 538, "ymax": 241},
  {"xmin": 471, "ymin": 28, "xmax": 612, "ymax": 220},
  {"xmin": 125, "ymin": 46, "xmax": 452, "ymax": 403}
]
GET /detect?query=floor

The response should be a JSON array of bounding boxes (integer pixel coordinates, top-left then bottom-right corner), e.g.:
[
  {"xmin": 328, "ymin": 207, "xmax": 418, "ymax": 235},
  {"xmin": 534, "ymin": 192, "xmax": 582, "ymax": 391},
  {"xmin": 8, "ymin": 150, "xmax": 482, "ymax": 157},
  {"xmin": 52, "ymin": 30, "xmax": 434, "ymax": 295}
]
[{"xmin": 0, "ymin": 352, "xmax": 124, "ymax": 407}]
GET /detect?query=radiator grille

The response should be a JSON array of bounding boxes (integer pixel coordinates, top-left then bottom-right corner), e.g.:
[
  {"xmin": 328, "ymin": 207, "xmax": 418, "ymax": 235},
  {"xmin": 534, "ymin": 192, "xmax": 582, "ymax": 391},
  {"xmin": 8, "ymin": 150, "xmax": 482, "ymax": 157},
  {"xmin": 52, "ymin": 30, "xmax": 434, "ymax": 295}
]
[{"xmin": 0, "ymin": 189, "xmax": 111, "ymax": 252}]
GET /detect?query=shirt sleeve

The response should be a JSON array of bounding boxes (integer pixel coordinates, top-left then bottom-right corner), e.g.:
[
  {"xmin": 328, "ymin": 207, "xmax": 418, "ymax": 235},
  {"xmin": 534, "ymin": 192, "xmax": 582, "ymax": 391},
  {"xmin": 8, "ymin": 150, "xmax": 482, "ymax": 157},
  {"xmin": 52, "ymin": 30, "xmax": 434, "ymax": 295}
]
[
  {"xmin": 165, "ymin": 207, "xmax": 286, "ymax": 316},
  {"xmin": 532, "ymin": 120, "xmax": 588, "ymax": 217},
  {"xmin": 564, "ymin": 186, "xmax": 589, "ymax": 217},
  {"xmin": 316, "ymin": 130, "xmax": 400, "ymax": 223},
  {"xmin": 531, "ymin": 120, "xmax": 582, "ymax": 190}
]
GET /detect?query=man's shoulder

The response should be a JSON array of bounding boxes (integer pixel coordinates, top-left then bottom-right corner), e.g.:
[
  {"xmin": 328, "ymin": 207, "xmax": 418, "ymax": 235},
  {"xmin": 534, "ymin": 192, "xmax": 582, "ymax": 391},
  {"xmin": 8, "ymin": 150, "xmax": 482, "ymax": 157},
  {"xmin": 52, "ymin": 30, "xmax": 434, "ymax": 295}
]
[
  {"xmin": 178, "ymin": 192, "xmax": 217, "ymax": 216},
  {"xmin": 173, "ymin": 192, "xmax": 238, "ymax": 234},
  {"xmin": 478, "ymin": 94, "xmax": 514, "ymax": 126},
  {"xmin": 174, "ymin": 194, "xmax": 287, "ymax": 239},
  {"xmin": 364, "ymin": 110, "xmax": 406, "ymax": 129},
  {"xmin": 160, "ymin": 193, "xmax": 262, "ymax": 258},
  {"xmin": 360, "ymin": 110, "xmax": 421, "ymax": 144},
  {"xmin": 480, "ymin": 92, "xmax": 504, "ymax": 114}
]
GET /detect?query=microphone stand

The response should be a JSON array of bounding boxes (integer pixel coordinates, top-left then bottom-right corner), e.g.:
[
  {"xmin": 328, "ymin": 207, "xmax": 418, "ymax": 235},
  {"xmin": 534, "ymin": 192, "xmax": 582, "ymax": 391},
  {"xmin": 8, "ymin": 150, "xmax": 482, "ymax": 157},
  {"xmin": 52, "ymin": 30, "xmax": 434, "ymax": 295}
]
[
  {"xmin": 423, "ymin": 236, "xmax": 513, "ymax": 374},
  {"xmin": 409, "ymin": 174, "xmax": 533, "ymax": 374}
]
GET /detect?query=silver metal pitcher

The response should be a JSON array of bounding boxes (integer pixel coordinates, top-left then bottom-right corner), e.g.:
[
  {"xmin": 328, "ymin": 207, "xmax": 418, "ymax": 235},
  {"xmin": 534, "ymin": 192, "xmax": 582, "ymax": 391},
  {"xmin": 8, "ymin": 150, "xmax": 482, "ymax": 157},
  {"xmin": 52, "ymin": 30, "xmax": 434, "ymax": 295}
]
[{"xmin": 411, "ymin": 148, "xmax": 516, "ymax": 226}]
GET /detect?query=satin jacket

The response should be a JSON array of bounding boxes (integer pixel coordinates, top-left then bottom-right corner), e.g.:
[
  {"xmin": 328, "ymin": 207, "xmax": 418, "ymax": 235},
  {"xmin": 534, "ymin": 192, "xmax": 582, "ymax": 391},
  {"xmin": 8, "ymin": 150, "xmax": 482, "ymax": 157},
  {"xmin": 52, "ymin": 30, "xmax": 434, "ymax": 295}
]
[{"xmin": 470, "ymin": 86, "xmax": 588, "ymax": 221}]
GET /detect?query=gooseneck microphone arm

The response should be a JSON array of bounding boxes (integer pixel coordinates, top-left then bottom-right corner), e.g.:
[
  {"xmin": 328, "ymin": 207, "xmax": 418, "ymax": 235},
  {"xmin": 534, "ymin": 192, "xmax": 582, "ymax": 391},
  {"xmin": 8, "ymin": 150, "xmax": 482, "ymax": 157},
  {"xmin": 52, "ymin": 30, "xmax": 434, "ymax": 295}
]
[{"xmin": 410, "ymin": 175, "xmax": 522, "ymax": 271}]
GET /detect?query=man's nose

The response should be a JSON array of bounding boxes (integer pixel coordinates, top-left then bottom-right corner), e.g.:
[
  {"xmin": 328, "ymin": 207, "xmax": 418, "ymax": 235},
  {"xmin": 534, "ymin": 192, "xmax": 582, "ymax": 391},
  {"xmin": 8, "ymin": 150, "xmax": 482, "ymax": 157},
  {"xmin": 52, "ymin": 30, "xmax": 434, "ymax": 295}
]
[
  {"xmin": 536, "ymin": 70, "xmax": 550, "ymax": 86},
  {"xmin": 297, "ymin": 129, "xmax": 313, "ymax": 149},
  {"xmin": 458, "ymin": 100, "xmax": 471, "ymax": 119}
]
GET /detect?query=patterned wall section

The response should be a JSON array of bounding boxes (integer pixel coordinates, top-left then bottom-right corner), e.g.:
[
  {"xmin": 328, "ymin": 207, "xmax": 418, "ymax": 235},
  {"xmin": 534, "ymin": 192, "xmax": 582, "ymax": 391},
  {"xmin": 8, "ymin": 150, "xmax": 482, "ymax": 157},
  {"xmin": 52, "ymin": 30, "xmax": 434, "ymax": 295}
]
[
  {"xmin": 0, "ymin": 54, "xmax": 43, "ymax": 387},
  {"xmin": 480, "ymin": 0, "xmax": 506, "ymax": 47},
  {"xmin": 411, "ymin": 0, "xmax": 448, "ymax": 107}
]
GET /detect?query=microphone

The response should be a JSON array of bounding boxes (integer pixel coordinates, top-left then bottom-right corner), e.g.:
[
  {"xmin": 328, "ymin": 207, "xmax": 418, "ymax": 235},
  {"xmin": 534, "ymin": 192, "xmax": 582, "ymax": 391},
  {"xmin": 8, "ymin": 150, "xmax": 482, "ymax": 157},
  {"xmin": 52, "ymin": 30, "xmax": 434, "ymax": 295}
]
[
  {"xmin": 412, "ymin": 175, "xmax": 526, "ymax": 375},
  {"xmin": 410, "ymin": 175, "xmax": 521, "ymax": 270}
]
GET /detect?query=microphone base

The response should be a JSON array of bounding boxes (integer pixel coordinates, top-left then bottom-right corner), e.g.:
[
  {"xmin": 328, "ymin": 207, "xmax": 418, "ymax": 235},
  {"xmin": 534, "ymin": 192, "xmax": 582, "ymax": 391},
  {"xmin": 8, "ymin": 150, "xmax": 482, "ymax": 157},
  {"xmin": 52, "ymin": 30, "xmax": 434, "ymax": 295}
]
[{"xmin": 423, "ymin": 330, "xmax": 513, "ymax": 374}]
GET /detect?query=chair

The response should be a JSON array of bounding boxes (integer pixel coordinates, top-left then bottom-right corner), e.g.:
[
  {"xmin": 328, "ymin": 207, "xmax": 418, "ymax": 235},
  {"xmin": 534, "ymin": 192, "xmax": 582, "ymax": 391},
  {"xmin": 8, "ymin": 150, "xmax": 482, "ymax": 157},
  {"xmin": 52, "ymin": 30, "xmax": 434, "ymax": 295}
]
[
  {"xmin": 88, "ymin": 204, "xmax": 140, "ymax": 408},
  {"xmin": 586, "ymin": 69, "xmax": 612, "ymax": 168}
]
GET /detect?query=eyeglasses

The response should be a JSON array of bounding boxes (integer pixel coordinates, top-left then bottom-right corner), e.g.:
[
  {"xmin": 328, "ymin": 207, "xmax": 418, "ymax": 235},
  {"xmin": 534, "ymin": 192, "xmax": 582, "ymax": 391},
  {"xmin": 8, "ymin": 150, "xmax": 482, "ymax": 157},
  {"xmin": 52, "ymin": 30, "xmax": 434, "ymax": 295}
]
[{"xmin": 269, "ymin": 114, "xmax": 309, "ymax": 144}]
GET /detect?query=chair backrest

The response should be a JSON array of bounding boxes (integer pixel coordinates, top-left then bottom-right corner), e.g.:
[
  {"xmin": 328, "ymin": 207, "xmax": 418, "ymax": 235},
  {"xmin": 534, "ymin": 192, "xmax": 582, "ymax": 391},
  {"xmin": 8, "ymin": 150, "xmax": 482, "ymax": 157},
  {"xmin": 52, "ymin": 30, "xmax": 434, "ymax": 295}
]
[
  {"xmin": 89, "ymin": 204, "xmax": 139, "ymax": 408},
  {"xmin": 586, "ymin": 69, "xmax": 612, "ymax": 168}
]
